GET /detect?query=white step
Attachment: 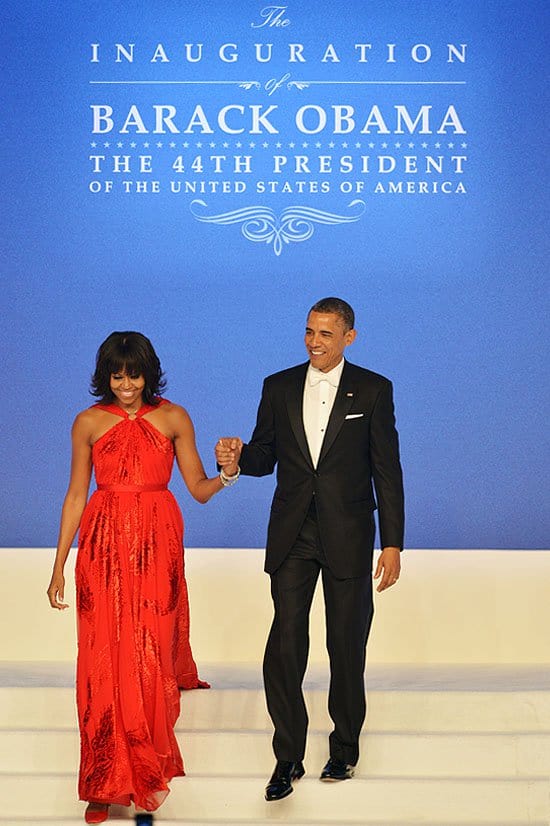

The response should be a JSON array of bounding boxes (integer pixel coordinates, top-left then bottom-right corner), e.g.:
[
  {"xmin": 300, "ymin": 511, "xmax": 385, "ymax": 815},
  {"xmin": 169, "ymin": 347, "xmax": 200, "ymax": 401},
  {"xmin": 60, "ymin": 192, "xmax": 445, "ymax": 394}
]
[
  {"xmin": 2, "ymin": 728, "xmax": 550, "ymax": 778},
  {"xmin": 0, "ymin": 774, "xmax": 548, "ymax": 824},
  {"xmin": 2, "ymin": 663, "xmax": 549, "ymax": 824},
  {"xmin": 2, "ymin": 684, "xmax": 550, "ymax": 733},
  {"xmin": 0, "ymin": 816, "xmax": 548, "ymax": 826}
]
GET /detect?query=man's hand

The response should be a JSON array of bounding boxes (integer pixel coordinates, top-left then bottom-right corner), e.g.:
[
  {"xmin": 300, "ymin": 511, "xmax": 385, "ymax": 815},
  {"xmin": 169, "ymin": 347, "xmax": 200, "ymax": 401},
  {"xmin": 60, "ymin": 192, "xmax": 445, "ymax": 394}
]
[
  {"xmin": 215, "ymin": 437, "xmax": 243, "ymax": 477},
  {"xmin": 373, "ymin": 547, "xmax": 401, "ymax": 593}
]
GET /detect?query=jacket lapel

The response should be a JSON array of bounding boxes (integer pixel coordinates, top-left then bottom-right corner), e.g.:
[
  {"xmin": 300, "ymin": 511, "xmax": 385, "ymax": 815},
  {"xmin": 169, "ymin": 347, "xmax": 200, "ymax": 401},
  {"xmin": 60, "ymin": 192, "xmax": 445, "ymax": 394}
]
[
  {"xmin": 317, "ymin": 361, "xmax": 355, "ymax": 465},
  {"xmin": 286, "ymin": 363, "xmax": 313, "ymax": 467}
]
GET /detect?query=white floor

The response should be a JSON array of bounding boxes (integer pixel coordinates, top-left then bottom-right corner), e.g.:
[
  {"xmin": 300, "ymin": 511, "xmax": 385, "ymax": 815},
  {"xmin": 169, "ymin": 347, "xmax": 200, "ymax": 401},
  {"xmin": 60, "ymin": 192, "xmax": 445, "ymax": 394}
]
[{"xmin": 1, "ymin": 549, "xmax": 549, "ymax": 824}]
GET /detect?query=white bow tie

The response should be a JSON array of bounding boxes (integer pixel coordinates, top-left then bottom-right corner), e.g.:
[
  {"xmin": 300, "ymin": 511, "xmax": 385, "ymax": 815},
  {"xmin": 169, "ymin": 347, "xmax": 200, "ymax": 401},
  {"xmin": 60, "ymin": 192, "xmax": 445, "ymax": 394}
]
[{"xmin": 309, "ymin": 370, "xmax": 339, "ymax": 387}]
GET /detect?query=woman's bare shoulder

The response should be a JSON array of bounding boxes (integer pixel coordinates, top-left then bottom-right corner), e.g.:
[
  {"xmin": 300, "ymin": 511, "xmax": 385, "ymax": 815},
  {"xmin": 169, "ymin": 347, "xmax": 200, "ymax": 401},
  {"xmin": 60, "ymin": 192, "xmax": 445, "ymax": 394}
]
[
  {"xmin": 158, "ymin": 400, "xmax": 190, "ymax": 418},
  {"xmin": 155, "ymin": 401, "xmax": 194, "ymax": 436},
  {"xmin": 74, "ymin": 406, "xmax": 102, "ymax": 426},
  {"xmin": 73, "ymin": 405, "xmax": 114, "ymax": 438}
]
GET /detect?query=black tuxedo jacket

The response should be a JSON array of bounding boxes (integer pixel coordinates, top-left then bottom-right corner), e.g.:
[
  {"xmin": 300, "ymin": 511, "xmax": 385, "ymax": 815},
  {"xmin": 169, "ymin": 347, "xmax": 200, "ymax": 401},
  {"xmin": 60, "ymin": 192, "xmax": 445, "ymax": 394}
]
[{"xmin": 240, "ymin": 360, "xmax": 404, "ymax": 578}]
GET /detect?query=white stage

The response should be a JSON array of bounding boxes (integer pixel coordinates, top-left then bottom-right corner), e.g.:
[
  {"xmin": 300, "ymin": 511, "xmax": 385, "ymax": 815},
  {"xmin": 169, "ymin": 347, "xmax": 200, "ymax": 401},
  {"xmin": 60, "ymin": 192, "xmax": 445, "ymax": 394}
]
[{"xmin": 1, "ymin": 548, "xmax": 549, "ymax": 824}]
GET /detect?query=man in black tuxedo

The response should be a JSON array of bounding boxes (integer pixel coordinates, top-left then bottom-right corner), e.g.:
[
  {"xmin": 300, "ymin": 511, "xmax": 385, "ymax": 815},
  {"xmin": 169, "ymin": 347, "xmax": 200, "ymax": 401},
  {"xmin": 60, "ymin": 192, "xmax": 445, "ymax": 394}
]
[{"xmin": 216, "ymin": 297, "xmax": 404, "ymax": 800}]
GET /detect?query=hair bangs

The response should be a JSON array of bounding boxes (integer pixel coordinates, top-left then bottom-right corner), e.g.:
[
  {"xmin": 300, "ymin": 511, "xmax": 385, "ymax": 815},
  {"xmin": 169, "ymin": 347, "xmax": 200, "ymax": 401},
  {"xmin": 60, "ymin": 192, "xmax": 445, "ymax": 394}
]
[{"xmin": 91, "ymin": 331, "xmax": 166, "ymax": 405}]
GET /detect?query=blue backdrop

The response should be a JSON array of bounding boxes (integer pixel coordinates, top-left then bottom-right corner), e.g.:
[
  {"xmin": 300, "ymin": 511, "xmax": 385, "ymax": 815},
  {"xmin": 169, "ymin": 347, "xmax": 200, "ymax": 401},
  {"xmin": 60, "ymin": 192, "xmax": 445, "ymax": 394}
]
[{"xmin": 1, "ymin": 0, "xmax": 548, "ymax": 548}]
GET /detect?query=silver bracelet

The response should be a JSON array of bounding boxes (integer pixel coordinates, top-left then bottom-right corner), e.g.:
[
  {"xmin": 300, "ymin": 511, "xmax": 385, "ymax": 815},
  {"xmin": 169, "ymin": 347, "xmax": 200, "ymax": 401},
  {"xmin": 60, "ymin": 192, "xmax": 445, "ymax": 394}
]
[{"xmin": 220, "ymin": 466, "xmax": 240, "ymax": 487}]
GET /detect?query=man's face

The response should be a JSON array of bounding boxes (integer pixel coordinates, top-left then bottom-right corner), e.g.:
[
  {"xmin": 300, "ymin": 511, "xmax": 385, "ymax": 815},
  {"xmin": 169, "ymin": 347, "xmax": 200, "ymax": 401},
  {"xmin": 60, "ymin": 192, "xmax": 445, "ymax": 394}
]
[{"xmin": 304, "ymin": 311, "xmax": 356, "ymax": 373}]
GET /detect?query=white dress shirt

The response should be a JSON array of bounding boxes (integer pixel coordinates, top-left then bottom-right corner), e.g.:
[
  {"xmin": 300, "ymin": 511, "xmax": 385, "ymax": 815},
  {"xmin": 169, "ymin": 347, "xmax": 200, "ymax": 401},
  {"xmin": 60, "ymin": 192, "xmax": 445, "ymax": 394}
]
[{"xmin": 303, "ymin": 359, "xmax": 344, "ymax": 468}]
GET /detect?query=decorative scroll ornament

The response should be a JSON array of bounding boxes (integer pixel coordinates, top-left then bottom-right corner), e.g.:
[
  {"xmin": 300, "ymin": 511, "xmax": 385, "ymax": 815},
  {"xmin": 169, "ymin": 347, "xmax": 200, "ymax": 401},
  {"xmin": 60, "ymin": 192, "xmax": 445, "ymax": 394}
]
[
  {"xmin": 189, "ymin": 200, "xmax": 366, "ymax": 256},
  {"xmin": 237, "ymin": 81, "xmax": 261, "ymax": 90}
]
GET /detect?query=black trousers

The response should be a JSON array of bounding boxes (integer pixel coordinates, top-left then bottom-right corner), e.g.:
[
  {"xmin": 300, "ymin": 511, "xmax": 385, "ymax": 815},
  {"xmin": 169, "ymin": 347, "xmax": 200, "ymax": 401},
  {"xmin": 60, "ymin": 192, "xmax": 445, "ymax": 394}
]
[{"xmin": 263, "ymin": 501, "xmax": 374, "ymax": 766}]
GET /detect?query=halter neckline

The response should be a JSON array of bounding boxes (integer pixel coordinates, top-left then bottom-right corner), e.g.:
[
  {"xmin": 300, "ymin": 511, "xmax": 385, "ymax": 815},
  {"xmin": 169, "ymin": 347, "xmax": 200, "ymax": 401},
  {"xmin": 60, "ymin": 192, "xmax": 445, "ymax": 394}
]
[{"xmin": 95, "ymin": 401, "xmax": 159, "ymax": 420}]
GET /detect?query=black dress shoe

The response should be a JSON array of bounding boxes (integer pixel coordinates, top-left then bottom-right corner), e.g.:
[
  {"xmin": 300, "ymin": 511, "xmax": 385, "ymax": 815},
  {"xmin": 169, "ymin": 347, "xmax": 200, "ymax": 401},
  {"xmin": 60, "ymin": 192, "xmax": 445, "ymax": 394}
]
[
  {"xmin": 135, "ymin": 814, "xmax": 153, "ymax": 825},
  {"xmin": 319, "ymin": 757, "xmax": 355, "ymax": 781},
  {"xmin": 265, "ymin": 760, "xmax": 305, "ymax": 801}
]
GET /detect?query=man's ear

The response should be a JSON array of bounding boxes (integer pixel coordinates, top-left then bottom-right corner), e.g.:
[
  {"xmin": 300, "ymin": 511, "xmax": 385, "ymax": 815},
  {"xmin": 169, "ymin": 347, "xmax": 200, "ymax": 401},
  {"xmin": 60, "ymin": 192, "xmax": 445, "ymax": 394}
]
[{"xmin": 345, "ymin": 329, "xmax": 357, "ymax": 346}]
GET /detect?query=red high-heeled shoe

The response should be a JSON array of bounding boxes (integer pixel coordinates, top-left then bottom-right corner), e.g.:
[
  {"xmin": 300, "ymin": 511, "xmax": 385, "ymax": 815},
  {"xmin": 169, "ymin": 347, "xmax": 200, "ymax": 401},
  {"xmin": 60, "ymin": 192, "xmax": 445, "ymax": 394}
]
[{"xmin": 84, "ymin": 803, "xmax": 109, "ymax": 823}]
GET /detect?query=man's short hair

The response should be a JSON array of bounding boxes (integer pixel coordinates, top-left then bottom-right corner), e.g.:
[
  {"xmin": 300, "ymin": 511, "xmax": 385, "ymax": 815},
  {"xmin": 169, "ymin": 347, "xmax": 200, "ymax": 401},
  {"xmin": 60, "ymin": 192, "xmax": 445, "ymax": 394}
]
[{"xmin": 309, "ymin": 297, "xmax": 355, "ymax": 331}]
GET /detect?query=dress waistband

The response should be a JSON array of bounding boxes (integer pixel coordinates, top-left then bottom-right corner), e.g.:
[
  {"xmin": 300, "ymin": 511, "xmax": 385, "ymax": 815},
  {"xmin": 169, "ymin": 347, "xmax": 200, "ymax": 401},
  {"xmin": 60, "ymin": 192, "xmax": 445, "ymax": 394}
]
[{"xmin": 96, "ymin": 483, "xmax": 168, "ymax": 493}]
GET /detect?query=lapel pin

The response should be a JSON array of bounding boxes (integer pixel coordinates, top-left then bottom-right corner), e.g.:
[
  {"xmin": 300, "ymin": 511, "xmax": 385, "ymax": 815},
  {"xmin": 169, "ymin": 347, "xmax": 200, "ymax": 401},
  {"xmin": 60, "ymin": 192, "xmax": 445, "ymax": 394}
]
[{"xmin": 346, "ymin": 392, "xmax": 353, "ymax": 397}]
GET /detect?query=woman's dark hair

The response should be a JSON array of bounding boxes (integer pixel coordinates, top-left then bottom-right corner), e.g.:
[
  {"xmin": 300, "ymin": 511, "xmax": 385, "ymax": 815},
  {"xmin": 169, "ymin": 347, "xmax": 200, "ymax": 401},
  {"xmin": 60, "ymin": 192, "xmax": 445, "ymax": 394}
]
[{"xmin": 91, "ymin": 331, "xmax": 166, "ymax": 405}]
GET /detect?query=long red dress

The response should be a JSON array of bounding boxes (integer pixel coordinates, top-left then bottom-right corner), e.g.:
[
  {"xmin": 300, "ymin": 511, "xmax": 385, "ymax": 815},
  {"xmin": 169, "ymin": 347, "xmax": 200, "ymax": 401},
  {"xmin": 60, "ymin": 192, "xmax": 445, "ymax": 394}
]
[{"xmin": 75, "ymin": 400, "xmax": 206, "ymax": 811}]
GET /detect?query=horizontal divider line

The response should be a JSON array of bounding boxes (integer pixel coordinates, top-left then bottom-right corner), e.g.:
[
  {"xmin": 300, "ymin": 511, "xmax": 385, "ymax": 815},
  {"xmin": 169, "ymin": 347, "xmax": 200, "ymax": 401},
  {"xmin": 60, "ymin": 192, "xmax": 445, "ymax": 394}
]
[{"xmin": 88, "ymin": 79, "xmax": 467, "ymax": 85}]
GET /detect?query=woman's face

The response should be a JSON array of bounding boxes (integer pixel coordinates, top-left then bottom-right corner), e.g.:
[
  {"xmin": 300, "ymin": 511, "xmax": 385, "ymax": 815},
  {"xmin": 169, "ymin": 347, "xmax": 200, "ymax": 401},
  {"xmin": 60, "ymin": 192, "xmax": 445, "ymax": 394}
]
[{"xmin": 110, "ymin": 370, "xmax": 146, "ymax": 409}]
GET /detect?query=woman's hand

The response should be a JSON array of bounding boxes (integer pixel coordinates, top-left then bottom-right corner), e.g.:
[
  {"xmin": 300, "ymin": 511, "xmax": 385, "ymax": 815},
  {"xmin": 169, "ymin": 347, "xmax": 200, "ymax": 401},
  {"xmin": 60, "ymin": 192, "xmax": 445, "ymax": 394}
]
[{"xmin": 47, "ymin": 570, "xmax": 69, "ymax": 610}]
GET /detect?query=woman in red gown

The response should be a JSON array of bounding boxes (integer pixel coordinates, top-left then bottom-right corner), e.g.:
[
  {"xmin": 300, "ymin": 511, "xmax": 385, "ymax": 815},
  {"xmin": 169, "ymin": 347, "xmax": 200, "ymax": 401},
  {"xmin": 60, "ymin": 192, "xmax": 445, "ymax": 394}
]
[{"xmin": 47, "ymin": 332, "xmax": 239, "ymax": 824}]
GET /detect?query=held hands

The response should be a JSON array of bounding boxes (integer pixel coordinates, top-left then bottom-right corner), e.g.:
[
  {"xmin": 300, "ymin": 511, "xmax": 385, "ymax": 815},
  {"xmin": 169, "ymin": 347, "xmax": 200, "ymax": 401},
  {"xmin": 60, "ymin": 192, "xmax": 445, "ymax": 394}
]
[
  {"xmin": 47, "ymin": 570, "xmax": 69, "ymax": 610},
  {"xmin": 373, "ymin": 547, "xmax": 401, "ymax": 593},
  {"xmin": 215, "ymin": 437, "xmax": 243, "ymax": 478}
]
